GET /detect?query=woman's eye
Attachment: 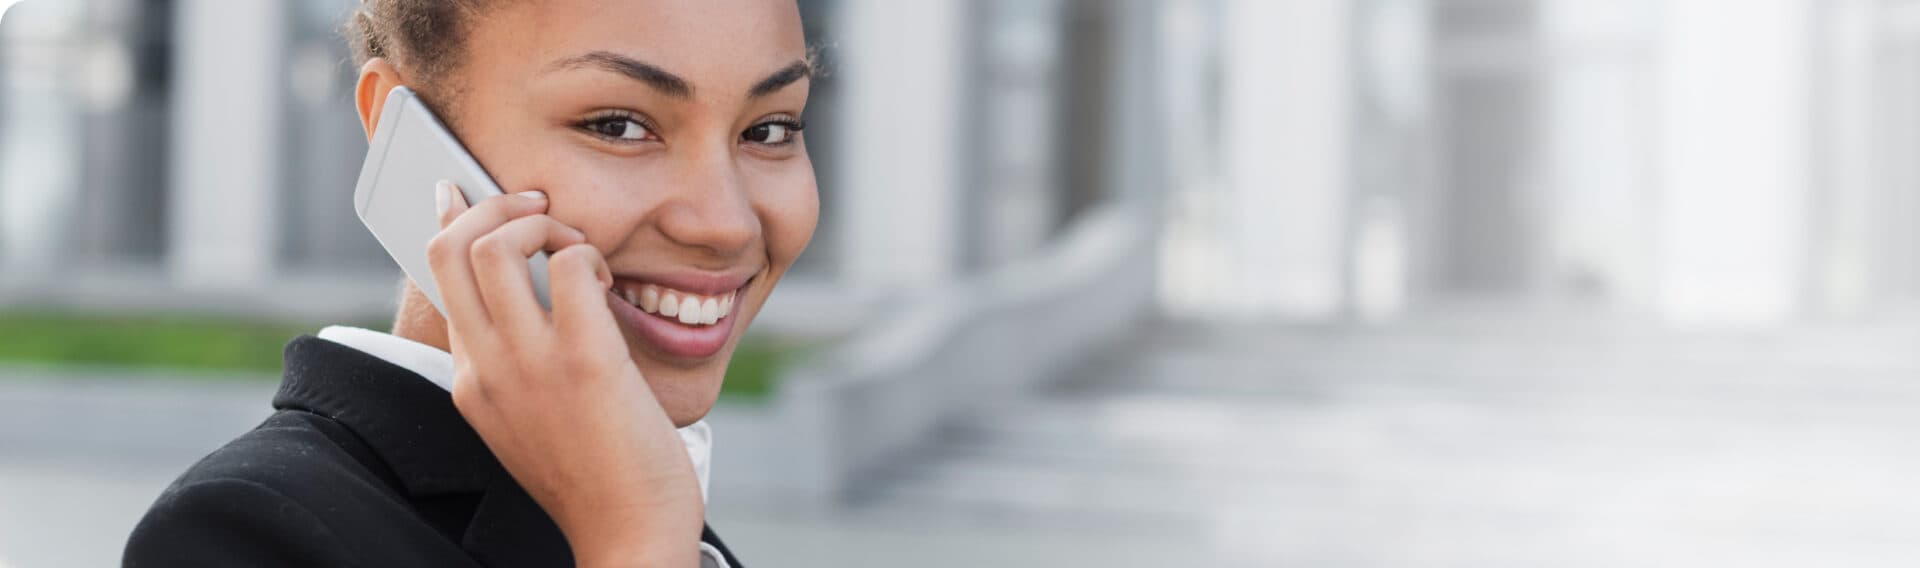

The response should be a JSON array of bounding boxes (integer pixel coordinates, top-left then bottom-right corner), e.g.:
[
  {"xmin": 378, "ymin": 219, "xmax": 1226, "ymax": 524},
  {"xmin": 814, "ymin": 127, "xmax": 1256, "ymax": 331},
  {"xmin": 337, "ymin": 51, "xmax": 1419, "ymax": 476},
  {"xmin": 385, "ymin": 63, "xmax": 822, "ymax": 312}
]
[
  {"xmin": 585, "ymin": 118, "xmax": 651, "ymax": 141},
  {"xmin": 742, "ymin": 120, "xmax": 804, "ymax": 146}
]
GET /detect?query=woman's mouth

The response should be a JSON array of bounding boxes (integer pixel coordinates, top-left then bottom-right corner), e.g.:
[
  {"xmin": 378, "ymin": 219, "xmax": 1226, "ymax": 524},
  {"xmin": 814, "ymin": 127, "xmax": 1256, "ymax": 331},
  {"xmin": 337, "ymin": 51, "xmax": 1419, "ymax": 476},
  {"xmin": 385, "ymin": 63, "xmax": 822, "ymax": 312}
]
[
  {"xmin": 605, "ymin": 276, "xmax": 751, "ymax": 360},
  {"xmin": 618, "ymin": 283, "xmax": 736, "ymax": 325}
]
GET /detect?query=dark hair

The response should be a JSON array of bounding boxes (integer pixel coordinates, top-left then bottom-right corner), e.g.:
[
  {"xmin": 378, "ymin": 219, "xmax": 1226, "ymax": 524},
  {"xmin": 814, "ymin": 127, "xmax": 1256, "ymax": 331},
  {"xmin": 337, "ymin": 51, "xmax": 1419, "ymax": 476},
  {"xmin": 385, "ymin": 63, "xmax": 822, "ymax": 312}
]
[{"xmin": 343, "ymin": 0, "xmax": 500, "ymax": 99}]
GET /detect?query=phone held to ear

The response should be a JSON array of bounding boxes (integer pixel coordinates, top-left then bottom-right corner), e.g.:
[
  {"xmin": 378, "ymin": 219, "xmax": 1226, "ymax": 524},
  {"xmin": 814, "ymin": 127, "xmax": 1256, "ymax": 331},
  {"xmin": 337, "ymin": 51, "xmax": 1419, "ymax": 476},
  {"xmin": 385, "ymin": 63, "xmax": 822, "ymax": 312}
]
[{"xmin": 352, "ymin": 85, "xmax": 552, "ymax": 315}]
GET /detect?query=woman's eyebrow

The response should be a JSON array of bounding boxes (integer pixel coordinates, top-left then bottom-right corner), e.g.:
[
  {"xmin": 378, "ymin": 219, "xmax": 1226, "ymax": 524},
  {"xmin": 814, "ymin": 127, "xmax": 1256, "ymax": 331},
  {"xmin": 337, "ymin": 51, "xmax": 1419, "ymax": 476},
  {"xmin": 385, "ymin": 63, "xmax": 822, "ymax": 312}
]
[
  {"xmin": 548, "ymin": 51, "xmax": 693, "ymax": 99},
  {"xmin": 748, "ymin": 61, "xmax": 813, "ymax": 98}
]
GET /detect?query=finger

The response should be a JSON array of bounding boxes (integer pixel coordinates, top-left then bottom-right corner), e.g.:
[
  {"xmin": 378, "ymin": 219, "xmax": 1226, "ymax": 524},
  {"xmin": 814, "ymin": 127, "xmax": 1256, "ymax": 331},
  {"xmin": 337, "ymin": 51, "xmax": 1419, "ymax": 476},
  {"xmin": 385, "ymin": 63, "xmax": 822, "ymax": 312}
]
[
  {"xmin": 427, "ymin": 181, "xmax": 491, "ymax": 333},
  {"xmin": 470, "ymin": 214, "xmax": 590, "ymax": 331},
  {"xmin": 440, "ymin": 189, "xmax": 553, "ymax": 250},
  {"xmin": 548, "ymin": 243, "xmax": 622, "ymax": 340},
  {"xmin": 426, "ymin": 185, "xmax": 550, "ymax": 334}
]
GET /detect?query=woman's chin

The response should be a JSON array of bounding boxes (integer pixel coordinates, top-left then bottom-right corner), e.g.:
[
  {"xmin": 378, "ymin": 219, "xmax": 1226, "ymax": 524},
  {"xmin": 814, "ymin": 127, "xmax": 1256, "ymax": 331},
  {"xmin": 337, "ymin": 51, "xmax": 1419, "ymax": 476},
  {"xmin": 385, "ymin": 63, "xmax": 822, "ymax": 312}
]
[
  {"xmin": 658, "ymin": 384, "xmax": 723, "ymax": 428},
  {"xmin": 606, "ymin": 287, "xmax": 741, "ymax": 426},
  {"xmin": 626, "ymin": 351, "xmax": 729, "ymax": 428}
]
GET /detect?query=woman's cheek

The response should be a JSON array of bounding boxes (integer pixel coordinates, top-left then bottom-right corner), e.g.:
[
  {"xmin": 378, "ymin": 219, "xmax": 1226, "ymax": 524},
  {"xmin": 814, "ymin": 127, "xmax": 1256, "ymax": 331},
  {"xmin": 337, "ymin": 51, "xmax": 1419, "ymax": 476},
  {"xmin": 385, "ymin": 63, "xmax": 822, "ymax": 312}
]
[
  {"xmin": 762, "ymin": 167, "xmax": 820, "ymax": 267},
  {"xmin": 557, "ymin": 165, "xmax": 663, "ymax": 248}
]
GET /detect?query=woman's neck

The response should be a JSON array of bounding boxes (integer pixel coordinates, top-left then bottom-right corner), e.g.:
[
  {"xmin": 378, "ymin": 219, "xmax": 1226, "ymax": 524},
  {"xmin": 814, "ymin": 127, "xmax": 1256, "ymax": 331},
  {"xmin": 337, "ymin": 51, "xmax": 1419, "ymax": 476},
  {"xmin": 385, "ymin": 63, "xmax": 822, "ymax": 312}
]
[{"xmin": 390, "ymin": 280, "xmax": 452, "ymax": 353}]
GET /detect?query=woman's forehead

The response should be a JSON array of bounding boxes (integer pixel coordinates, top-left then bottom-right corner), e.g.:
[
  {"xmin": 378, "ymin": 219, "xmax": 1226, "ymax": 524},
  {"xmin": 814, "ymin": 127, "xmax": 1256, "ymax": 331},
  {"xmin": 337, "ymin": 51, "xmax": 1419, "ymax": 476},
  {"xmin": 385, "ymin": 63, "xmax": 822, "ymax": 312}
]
[{"xmin": 470, "ymin": 0, "xmax": 808, "ymax": 91}]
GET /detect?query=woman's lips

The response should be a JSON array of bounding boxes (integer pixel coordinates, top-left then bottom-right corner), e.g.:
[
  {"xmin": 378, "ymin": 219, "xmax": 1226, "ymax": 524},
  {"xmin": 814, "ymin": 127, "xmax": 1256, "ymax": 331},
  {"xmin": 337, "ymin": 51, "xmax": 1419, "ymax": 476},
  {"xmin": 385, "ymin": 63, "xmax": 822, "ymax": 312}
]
[{"xmin": 605, "ymin": 278, "xmax": 748, "ymax": 360}]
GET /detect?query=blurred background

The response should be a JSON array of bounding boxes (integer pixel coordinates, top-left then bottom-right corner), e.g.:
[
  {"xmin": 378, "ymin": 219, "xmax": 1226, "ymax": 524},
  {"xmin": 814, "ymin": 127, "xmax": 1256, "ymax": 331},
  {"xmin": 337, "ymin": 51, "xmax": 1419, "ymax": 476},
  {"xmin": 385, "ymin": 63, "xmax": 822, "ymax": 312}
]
[{"xmin": 3, "ymin": 0, "xmax": 1920, "ymax": 566}]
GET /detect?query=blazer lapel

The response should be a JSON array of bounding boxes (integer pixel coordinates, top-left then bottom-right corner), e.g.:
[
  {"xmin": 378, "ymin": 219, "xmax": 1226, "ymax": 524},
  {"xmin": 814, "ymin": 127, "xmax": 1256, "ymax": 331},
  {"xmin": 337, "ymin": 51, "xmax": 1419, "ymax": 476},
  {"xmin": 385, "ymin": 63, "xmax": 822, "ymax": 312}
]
[
  {"xmin": 274, "ymin": 335, "xmax": 735, "ymax": 566},
  {"xmin": 276, "ymin": 336, "xmax": 574, "ymax": 560},
  {"xmin": 273, "ymin": 336, "xmax": 501, "ymax": 496}
]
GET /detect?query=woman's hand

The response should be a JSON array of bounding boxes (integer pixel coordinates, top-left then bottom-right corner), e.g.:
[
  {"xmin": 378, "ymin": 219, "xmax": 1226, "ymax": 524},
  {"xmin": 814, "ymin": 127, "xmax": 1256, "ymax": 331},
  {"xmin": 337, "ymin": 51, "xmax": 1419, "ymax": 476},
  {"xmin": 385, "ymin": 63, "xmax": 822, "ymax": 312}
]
[{"xmin": 427, "ymin": 181, "xmax": 703, "ymax": 567}]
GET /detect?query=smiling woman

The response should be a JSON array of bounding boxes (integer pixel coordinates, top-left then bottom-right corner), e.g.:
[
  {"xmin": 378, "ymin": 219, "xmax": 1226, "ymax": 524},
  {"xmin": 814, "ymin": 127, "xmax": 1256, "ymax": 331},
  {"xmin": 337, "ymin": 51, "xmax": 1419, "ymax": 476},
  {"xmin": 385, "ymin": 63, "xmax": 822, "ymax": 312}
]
[{"xmin": 122, "ymin": 1, "xmax": 819, "ymax": 567}]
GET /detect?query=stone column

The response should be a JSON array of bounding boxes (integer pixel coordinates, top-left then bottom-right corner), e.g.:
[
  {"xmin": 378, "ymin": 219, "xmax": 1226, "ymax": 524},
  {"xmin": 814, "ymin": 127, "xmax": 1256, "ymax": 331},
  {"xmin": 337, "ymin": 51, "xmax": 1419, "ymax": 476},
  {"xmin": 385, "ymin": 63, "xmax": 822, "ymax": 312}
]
[
  {"xmin": 1654, "ymin": 0, "xmax": 1814, "ymax": 325},
  {"xmin": 836, "ymin": 0, "xmax": 964, "ymax": 294},
  {"xmin": 1222, "ymin": 0, "xmax": 1352, "ymax": 319},
  {"xmin": 166, "ymin": 0, "xmax": 284, "ymax": 290}
]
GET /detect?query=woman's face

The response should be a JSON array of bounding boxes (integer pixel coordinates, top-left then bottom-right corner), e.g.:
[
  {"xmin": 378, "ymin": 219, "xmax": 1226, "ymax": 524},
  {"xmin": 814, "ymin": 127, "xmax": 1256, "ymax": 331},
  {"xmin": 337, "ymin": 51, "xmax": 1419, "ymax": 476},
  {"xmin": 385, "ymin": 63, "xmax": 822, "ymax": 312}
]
[{"xmin": 431, "ymin": 0, "xmax": 817, "ymax": 425}]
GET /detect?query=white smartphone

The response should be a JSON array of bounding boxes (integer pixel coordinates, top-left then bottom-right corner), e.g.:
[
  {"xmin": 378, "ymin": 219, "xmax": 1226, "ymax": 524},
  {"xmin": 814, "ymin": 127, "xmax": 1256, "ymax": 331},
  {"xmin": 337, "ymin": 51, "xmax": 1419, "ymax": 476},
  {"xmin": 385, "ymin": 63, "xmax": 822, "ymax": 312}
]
[{"xmin": 352, "ymin": 85, "xmax": 552, "ymax": 316}]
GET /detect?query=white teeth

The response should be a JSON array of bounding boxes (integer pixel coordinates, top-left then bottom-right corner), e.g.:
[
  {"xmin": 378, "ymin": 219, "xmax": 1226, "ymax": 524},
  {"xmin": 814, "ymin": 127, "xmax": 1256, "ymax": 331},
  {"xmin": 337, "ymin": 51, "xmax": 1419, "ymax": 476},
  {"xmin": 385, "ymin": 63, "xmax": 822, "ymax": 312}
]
[
  {"xmin": 622, "ymin": 284, "xmax": 739, "ymax": 326},
  {"xmin": 639, "ymin": 286, "xmax": 659, "ymax": 313},
  {"xmin": 677, "ymin": 297, "xmax": 701, "ymax": 324}
]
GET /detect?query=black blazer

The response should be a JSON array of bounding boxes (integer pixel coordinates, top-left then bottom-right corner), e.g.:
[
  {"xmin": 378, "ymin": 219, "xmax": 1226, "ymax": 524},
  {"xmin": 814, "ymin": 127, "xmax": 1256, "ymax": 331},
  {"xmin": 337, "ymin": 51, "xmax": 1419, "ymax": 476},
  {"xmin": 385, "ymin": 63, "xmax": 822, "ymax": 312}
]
[{"xmin": 124, "ymin": 336, "xmax": 744, "ymax": 567}]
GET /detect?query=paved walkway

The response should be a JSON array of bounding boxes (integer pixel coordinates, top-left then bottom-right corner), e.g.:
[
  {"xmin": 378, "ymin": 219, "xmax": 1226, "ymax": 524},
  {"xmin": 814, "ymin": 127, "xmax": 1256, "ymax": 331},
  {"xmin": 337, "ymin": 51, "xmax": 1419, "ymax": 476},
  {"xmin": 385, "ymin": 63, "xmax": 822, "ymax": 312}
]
[
  {"xmin": 6, "ymin": 316, "xmax": 1920, "ymax": 567},
  {"xmin": 850, "ymin": 316, "xmax": 1920, "ymax": 566},
  {"xmin": 0, "ymin": 371, "xmax": 277, "ymax": 568}
]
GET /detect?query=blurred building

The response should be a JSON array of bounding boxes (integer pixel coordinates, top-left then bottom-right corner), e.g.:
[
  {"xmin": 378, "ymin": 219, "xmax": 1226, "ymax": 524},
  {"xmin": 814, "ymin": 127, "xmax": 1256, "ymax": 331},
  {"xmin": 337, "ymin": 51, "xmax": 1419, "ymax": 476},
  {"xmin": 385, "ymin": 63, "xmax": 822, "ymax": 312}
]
[
  {"xmin": 4, "ymin": 0, "xmax": 1920, "ymax": 327},
  {"xmin": 1162, "ymin": 0, "xmax": 1920, "ymax": 326},
  {"xmin": 0, "ymin": 0, "xmax": 1165, "ymax": 330}
]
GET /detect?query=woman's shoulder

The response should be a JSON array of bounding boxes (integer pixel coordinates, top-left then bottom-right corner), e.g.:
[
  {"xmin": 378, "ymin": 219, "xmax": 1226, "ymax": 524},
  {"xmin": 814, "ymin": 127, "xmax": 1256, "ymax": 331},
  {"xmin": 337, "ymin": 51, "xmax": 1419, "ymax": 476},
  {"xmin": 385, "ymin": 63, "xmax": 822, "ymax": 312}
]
[
  {"xmin": 168, "ymin": 410, "xmax": 402, "ymax": 501},
  {"xmin": 123, "ymin": 410, "xmax": 447, "ymax": 567}
]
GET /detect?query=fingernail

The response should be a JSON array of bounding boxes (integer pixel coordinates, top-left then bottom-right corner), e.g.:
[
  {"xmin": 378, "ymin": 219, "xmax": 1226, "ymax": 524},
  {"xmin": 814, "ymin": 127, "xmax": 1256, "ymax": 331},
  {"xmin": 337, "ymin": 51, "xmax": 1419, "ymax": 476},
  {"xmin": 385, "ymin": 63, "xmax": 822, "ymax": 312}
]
[
  {"xmin": 519, "ymin": 191, "xmax": 547, "ymax": 201},
  {"xmin": 435, "ymin": 181, "xmax": 453, "ymax": 214}
]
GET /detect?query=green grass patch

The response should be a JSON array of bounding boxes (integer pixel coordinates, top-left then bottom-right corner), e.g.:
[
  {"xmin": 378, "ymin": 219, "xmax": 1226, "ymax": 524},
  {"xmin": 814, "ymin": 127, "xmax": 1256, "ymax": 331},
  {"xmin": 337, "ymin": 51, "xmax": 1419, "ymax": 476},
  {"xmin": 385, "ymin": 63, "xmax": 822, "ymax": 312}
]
[
  {"xmin": 0, "ymin": 310, "xmax": 817, "ymax": 397},
  {"xmin": 719, "ymin": 335, "xmax": 819, "ymax": 400},
  {"xmin": 0, "ymin": 311, "xmax": 318, "ymax": 375}
]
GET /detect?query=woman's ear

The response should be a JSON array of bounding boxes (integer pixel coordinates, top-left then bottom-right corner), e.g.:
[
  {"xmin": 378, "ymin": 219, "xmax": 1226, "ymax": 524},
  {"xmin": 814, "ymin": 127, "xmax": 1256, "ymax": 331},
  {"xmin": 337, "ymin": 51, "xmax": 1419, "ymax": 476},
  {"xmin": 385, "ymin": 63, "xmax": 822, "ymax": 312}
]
[{"xmin": 355, "ymin": 58, "xmax": 406, "ymax": 141}]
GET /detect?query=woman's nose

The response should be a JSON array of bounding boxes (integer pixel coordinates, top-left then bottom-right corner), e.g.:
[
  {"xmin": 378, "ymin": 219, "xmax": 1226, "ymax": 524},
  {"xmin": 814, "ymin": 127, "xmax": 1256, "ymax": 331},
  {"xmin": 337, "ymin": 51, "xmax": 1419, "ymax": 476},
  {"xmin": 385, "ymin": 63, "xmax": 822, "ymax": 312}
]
[{"xmin": 657, "ymin": 154, "xmax": 759, "ymax": 258}]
